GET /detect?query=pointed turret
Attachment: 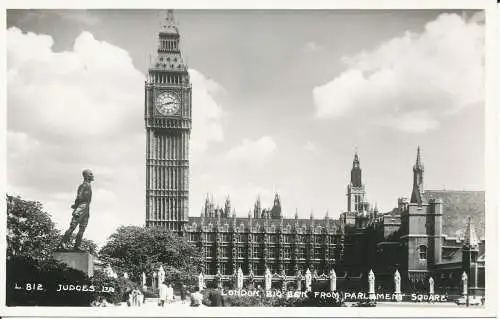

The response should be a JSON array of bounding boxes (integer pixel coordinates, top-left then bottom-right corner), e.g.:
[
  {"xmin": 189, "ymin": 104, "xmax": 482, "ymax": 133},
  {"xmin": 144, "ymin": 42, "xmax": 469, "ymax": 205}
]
[
  {"xmin": 203, "ymin": 194, "xmax": 210, "ymax": 217},
  {"xmin": 350, "ymin": 149, "xmax": 362, "ymax": 187},
  {"xmin": 151, "ymin": 10, "xmax": 188, "ymax": 73},
  {"xmin": 271, "ymin": 193, "xmax": 282, "ymax": 219},
  {"xmin": 410, "ymin": 146, "xmax": 425, "ymax": 205},
  {"xmin": 254, "ymin": 195, "xmax": 262, "ymax": 219},
  {"xmin": 464, "ymin": 216, "xmax": 479, "ymax": 249},
  {"xmin": 224, "ymin": 195, "xmax": 231, "ymax": 218}
]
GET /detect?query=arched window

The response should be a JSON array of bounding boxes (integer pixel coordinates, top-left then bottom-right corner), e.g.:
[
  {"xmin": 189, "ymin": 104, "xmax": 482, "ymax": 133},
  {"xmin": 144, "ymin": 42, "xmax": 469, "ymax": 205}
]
[{"xmin": 419, "ymin": 245, "xmax": 427, "ymax": 260}]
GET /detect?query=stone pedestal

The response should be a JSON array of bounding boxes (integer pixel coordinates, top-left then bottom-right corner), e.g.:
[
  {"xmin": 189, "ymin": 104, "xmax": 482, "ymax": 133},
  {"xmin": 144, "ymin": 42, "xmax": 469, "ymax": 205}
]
[{"xmin": 53, "ymin": 251, "xmax": 94, "ymax": 277}]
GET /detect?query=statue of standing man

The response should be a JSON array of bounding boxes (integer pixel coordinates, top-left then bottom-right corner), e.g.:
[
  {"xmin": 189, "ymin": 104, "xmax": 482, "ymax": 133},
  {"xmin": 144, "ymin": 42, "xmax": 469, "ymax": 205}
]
[{"xmin": 57, "ymin": 169, "xmax": 94, "ymax": 251}]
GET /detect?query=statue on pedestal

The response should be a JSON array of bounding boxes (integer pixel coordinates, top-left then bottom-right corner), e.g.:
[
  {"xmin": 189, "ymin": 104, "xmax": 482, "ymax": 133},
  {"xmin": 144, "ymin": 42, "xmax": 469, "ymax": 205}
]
[
  {"xmin": 305, "ymin": 268, "xmax": 312, "ymax": 292},
  {"xmin": 329, "ymin": 268, "xmax": 337, "ymax": 292},
  {"xmin": 394, "ymin": 270, "xmax": 402, "ymax": 301},
  {"xmin": 198, "ymin": 272, "xmax": 204, "ymax": 291},
  {"xmin": 296, "ymin": 269, "xmax": 302, "ymax": 291},
  {"xmin": 237, "ymin": 267, "xmax": 244, "ymax": 290},
  {"xmin": 215, "ymin": 269, "xmax": 223, "ymax": 289},
  {"xmin": 248, "ymin": 269, "xmax": 255, "ymax": 289},
  {"xmin": 280, "ymin": 268, "xmax": 287, "ymax": 291},
  {"xmin": 142, "ymin": 272, "xmax": 147, "ymax": 290},
  {"xmin": 429, "ymin": 277, "xmax": 434, "ymax": 295},
  {"xmin": 158, "ymin": 265, "xmax": 165, "ymax": 290},
  {"xmin": 265, "ymin": 267, "xmax": 272, "ymax": 291},
  {"xmin": 57, "ymin": 169, "xmax": 94, "ymax": 251},
  {"xmin": 152, "ymin": 272, "xmax": 157, "ymax": 292},
  {"xmin": 462, "ymin": 272, "xmax": 468, "ymax": 296},
  {"xmin": 368, "ymin": 269, "xmax": 375, "ymax": 300}
]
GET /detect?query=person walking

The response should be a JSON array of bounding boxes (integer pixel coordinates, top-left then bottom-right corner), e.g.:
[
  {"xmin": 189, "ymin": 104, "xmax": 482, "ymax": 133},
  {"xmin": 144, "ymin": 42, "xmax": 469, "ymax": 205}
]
[
  {"xmin": 159, "ymin": 281, "xmax": 168, "ymax": 307},
  {"xmin": 190, "ymin": 287, "xmax": 203, "ymax": 307},
  {"xmin": 168, "ymin": 284, "xmax": 175, "ymax": 304},
  {"xmin": 180, "ymin": 284, "xmax": 187, "ymax": 304}
]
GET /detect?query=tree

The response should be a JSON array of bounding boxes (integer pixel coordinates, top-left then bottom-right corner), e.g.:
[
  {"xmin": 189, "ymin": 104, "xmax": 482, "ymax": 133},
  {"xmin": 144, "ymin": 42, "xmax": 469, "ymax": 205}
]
[
  {"xmin": 6, "ymin": 194, "xmax": 98, "ymax": 259},
  {"xmin": 7, "ymin": 195, "xmax": 61, "ymax": 260},
  {"xmin": 99, "ymin": 226, "xmax": 203, "ymax": 285}
]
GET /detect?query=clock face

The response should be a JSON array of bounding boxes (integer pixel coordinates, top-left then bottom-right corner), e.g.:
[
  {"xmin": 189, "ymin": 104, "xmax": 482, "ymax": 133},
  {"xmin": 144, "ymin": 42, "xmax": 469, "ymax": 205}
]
[{"xmin": 155, "ymin": 92, "xmax": 180, "ymax": 116}]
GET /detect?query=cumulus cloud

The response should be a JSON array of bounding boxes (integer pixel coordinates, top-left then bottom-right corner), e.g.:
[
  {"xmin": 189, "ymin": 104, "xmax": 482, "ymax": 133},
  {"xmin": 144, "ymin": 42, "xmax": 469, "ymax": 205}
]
[
  {"xmin": 7, "ymin": 27, "xmax": 225, "ymax": 246},
  {"xmin": 221, "ymin": 136, "xmax": 277, "ymax": 165},
  {"xmin": 189, "ymin": 69, "xmax": 224, "ymax": 155},
  {"xmin": 313, "ymin": 13, "xmax": 484, "ymax": 133}
]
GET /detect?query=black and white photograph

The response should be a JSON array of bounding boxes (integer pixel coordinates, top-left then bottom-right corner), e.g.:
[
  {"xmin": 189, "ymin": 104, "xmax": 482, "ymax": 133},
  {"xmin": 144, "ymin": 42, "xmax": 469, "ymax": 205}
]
[{"xmin": 1, "ymin": 1, "xmax": 497, "ymax": 317}]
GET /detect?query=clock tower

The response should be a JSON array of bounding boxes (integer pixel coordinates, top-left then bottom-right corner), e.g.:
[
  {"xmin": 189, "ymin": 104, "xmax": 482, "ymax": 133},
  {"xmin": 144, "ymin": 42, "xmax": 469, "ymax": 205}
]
[{"xmin": 145, "ymin": 10, "xmax": 191, "ymax": 232}]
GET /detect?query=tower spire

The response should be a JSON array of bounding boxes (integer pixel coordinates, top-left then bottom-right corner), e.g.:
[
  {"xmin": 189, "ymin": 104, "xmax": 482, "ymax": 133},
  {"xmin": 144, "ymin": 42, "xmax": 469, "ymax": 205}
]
[
  {"xmin": 411, "ymin": 146, "xmax": 425, "ymax": 205},
  {"xmin": 415, "ymin": 146, "xmax": 423, "ymax": 170},
  {"xmin": 464, "ymin": 216, "xmax": 479, "ymax": 249},
  {"xmin": 350, "ymin": 149, "xmax": 362, "ymax": 187},
  {"xmin": 160, "ymin": 9, "xmax": 179, "ymax": 35}
]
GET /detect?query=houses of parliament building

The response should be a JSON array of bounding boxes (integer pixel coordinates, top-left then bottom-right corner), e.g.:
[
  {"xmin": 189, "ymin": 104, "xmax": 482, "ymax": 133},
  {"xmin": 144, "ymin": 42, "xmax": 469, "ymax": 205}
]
[{"xmin": 144, "ymin": 11, "xmax": 485, "ymax": 290}]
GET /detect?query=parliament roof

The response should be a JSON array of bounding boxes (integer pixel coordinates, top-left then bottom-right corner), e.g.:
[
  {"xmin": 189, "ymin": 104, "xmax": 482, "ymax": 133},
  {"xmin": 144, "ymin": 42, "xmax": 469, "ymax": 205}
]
[{"xmin": 424, "ymin": 190, "xmax": 485, "ymax": 239}]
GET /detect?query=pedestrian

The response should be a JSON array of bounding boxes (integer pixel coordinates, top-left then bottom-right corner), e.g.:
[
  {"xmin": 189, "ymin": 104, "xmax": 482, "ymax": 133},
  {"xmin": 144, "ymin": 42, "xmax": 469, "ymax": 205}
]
[
  {"xmin": 180, "ymin": 284, "xmax": 187, "ymax": 304},
  {"xmin": 168, "ymin": 284, "xmax": 175, "ymax": 303},
  {"xmin": 159, "ymin": 281, "xmax": 168, "ymax": 307},
  {"xmin": 165, "ymin": 283, "xmax": 172, "ymax": 304},
  {"xmin": 190, "ymin": 287, "xmax": 203, "ymax": 307}
]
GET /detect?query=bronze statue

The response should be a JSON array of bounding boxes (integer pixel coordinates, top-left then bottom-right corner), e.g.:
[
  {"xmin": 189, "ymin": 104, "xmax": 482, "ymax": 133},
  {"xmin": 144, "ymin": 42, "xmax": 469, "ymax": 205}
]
[{"xmin": 57, "ymin": 169, "xmax": 94, "ymax": 251}]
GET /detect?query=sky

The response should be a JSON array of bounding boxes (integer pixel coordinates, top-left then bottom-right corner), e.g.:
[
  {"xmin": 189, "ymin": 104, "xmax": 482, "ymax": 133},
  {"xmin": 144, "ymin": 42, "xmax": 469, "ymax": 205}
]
[{"xmin": 6, "ymin": 9, "xmax": 486, "ymax": 247}]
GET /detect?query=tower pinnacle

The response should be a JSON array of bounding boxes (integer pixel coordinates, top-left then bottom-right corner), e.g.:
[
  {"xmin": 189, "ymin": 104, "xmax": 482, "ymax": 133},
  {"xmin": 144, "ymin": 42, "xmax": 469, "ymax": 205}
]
[
  {"xmin": 415, "ymin": 146, "xmax": 424, "ymax": 170},
  {"xmin": 350, "ymin": 150, "xmax": 362, "ymax": 187},
  {"xmin": 160, "ymin": 9, "xmax": 179, "ymax": 35},
  {"xmin": 411, "ymin": 146, "xmax": 425, "ymax": 205}
]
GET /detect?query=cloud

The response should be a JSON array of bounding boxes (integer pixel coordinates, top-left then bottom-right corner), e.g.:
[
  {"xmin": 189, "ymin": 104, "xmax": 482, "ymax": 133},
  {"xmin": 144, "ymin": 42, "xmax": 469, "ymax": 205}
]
[
  {"xmin": 221, "ymin": 136, "xmax": 277, "ymax": 165},
  {"xmin": 313, "ymin": 13, "xmax": 484, "ymax": 133},
  {"xmin": 303, "ymin": 41, "xmax": 323, "ymax": 52},
  {"xmin": 189, "ymin": 69, "xmax": 225, "ymax": 155},
  {"xmin": 8, "ymin": 27, "xmax": 145, "ymax": 139},
  {"xmin": 56, "ymin": 10, "xmax": 101, "ymax": 26},
  {"xmin": 7, "ymin": 27, "xmax": 225, "ymax": 246}
]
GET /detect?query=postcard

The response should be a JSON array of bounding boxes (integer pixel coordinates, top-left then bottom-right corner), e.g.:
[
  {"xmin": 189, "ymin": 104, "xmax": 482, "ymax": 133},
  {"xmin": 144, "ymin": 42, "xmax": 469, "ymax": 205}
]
[{"xmin": 1, "ymin": 0, "xmax": 497, "ymax": 317}]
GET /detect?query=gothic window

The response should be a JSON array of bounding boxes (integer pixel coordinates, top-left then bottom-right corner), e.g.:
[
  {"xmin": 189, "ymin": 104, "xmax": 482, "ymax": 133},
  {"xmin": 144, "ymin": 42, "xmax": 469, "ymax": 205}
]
[
  {"xmin": 204, "ymin": 248, "xmax": 211, "ymax": 259},
  {"xmin": 299, "ymin": 247, "xmax": 306, "ymax": 259},
  {"xmin": 223, "ymin": 234, "xmax": 231, "ymax": 242},
  {"xmin": 284, "ymin": 248, "xmax": 291, "ymax": 259},
  {"xmin": 220, "ymin": 247, "xmax": 230, "ymax": 258},
  {"xmin": 314, "ymin": 248, "xmax": 322, "ymax": 259},
  {"xmin": 237, "ymin": 247, "xmax": 244, "ymax": 259},
  {"xmin": 419, "ymin": 245, "xmax": 427, "ymax": 260},
  {"xmin": 189, "ymin": 233, "xmax": 197, "ymax": 242},
  {"xmin": 272, "ymin": 235, "xmax": 280, "ymax": 243},
  {"xmin": 354, "ymin": 195, "xmax": 361, "ymax": 211},
  {"xmin": 283, "ymin": 235, "xmax": 290, "ymax": 243},
  {"xmin": 253, "ymin": 247, "xmax": 259, "ymax": 258},
  {"xmin": 222, "ymin": 263, "xmax": 229, "ymax": 275}
]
